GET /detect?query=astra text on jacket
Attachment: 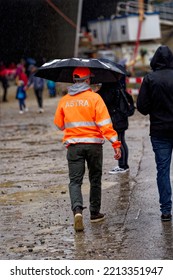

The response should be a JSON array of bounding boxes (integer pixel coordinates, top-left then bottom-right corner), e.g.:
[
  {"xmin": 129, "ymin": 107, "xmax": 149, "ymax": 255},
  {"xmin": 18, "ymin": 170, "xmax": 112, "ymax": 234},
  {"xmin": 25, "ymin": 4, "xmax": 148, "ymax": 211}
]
[{"xmin": 65, "ymin": 100, "xmax": 89, "ymax": 108}]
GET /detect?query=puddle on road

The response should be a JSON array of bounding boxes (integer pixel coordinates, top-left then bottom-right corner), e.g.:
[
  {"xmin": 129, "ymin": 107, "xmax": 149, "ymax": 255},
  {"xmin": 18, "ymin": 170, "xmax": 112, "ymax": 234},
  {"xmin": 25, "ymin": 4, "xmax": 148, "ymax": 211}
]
[
  {"xmin": 0, "ymin": 184, "xmax": 68, "ymax": 205},
  {"xmin": 0, "ymin": 123, "xmax": 48, "ymax": 131},
  {"xmin": 0, "ymin": 181, "xmax": 117, "ymax": 206}
]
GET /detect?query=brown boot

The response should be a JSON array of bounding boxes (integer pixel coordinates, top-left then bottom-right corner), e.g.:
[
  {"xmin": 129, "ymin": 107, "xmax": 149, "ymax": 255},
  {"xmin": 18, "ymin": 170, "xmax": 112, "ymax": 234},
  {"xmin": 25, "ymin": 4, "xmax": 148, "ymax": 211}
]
[
  {"xmin": 90, "ymin": 212, "xmax": 105, "ymax": 223},
  {"xmin": 73, "ymin": 207, "xmax": 84, "ymax": 231}
]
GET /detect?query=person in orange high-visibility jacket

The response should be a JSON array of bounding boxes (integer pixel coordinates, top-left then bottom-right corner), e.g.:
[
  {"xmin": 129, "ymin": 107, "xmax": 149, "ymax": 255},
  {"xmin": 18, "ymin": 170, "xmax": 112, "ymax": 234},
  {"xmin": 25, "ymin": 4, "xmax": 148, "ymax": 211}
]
[{"xmin": 54, "ymin": 67, "xmax": 121, "ymax": 232}]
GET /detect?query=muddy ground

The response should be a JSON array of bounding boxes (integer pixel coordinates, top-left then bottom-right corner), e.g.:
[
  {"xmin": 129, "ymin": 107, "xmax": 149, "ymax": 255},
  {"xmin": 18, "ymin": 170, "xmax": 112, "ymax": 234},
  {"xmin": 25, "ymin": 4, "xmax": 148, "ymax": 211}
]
[{"xmin": 0, "ymin": 84, "xmax": 173, "ymax": 260}]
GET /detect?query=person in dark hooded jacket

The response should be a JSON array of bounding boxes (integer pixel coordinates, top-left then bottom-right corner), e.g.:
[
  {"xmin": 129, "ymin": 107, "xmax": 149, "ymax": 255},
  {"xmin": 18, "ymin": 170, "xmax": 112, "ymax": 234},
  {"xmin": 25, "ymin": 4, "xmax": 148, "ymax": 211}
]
[
  {"xmin": 98, "ymin": 80, "xmax": 135, "ymax": 174},
  {"xmin": 137, "ymin": 45, "xmax": 173, "ymax": 222}
]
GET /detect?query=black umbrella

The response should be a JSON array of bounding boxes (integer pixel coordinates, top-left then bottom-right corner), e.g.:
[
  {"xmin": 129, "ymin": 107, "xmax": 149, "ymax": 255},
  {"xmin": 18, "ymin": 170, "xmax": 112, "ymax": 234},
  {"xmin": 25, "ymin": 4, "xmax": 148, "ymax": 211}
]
[
  {"xmin": 35, "ymin": 58, "xmax": 127, "ymax": 84},
  {"xmin": 99, "ymin": 58, "xmax": 129, "ymax": 76}
]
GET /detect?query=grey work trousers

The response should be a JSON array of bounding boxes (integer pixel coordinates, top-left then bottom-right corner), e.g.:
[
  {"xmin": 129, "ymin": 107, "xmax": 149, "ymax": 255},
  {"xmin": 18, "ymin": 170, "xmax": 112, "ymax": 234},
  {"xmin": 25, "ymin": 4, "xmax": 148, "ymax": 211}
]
[{"xmin": 67, "ymin": 143, "xmax": 103, "ymax": 213}]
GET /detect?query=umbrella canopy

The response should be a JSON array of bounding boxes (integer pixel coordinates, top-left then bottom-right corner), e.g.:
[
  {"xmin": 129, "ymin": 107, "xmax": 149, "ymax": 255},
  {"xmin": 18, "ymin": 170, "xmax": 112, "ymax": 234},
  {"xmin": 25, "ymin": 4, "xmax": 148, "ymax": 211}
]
[
  {"xmin": 35, "ymin": 58, "xmax": 127, "ymax": 84},
  {"xmin": 99, "ymin": 58, "xmax": 128, "ymax": 76}
]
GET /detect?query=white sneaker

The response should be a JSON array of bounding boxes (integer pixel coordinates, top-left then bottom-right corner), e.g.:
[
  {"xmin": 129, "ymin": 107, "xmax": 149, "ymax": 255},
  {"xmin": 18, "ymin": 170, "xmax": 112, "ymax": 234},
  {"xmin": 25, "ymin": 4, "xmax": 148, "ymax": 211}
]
[
  {"xmin": 38, "ymin": 108, "xmax": 44, "ymax": 113},
  {"xmin": 109, "ymin": 166, "xmax": 129, "ymax": 174},
  {"xmin": 19, "ymin": 110, "xmax": 23, "ymax": 114},
  {"xmin": 24, "ymin": 107, "xmax": 29, "ymax": 112}
]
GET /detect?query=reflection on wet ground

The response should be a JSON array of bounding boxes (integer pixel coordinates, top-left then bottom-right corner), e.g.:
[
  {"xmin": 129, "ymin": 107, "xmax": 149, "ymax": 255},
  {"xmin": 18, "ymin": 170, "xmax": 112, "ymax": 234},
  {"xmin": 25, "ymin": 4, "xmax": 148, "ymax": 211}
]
[{"xmin": 0, "ymin": 97, "xmax": 173, "ymax": 260}]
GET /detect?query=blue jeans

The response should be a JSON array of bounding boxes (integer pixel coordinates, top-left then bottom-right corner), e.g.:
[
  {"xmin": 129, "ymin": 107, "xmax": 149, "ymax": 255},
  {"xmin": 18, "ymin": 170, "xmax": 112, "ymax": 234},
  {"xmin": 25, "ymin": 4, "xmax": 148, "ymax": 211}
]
[
  {"xmin": 151, "ymin": 136, "xmax": 172, "ymax": 214},
  {"xmin": 19, "ymin": 99, "xmax": 26, "ymax": 111}
]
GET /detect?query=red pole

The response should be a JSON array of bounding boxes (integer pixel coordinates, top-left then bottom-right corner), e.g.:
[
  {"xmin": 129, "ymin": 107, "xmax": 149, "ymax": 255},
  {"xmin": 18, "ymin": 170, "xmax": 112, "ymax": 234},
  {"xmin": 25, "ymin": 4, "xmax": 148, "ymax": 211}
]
[
  {"xmin": 133, "ymin": 20, "xmax": 143, "ymax": 60},
  {"xmin": 131, "ymin": 0, "xmax": 144, "ymax": 72}
]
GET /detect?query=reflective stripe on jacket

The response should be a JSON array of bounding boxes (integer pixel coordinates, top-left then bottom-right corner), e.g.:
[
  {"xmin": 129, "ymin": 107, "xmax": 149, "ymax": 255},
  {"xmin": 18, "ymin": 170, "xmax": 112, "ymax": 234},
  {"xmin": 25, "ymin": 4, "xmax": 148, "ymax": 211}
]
[{"xmin": 54, "ymin": 88, "xmax": 121, "ymax": 149}]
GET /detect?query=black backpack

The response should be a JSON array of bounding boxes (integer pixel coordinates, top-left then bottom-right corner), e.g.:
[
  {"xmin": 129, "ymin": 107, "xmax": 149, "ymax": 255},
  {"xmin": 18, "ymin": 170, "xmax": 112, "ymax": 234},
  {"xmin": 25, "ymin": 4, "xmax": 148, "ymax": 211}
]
[
  {"xmin": 98, "ymin": 82, "xmax": 135, "ymax": 118},
  {"xmin": 117, "ymin": 87, "xmax": 135, "ymax": 117}
]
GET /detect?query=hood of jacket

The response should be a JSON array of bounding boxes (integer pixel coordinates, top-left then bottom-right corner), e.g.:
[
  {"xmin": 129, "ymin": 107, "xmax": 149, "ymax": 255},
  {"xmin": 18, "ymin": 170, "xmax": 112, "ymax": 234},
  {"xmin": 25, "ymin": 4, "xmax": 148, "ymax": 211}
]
[
  {"xmin": 150, "ymin": 45, "xmax": 173, "ymax": 71},
  {"xmin": 68, "ymin": 82, "xmax": 91, "ymax": 96}
]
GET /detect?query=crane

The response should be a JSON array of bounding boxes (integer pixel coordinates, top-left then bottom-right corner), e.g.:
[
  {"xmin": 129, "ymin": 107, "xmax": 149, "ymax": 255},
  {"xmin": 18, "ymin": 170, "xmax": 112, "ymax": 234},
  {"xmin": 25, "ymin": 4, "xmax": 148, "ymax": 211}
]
[
  {"xmin": 133, "ymin": 0, "xmax": 144, "ymax": 62},
  {"xmin": 127, "ymin": 0, "xmax": 145, "ymax": 72}
]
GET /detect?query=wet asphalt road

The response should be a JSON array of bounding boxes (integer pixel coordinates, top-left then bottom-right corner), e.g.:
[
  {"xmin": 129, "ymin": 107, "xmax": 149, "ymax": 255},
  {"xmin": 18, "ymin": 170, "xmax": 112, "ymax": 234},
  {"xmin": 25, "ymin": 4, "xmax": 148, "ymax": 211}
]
[{"xmin": 0, "ymin": 86, "xmax": 173, "ymax": 260}]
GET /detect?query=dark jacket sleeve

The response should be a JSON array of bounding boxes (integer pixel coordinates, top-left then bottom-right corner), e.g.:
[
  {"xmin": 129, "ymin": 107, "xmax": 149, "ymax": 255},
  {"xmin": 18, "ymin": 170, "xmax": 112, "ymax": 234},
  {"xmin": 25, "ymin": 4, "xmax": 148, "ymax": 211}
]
[{"xmin": 137, "ymin": 75, "xmax": 151, "ymax": 115}]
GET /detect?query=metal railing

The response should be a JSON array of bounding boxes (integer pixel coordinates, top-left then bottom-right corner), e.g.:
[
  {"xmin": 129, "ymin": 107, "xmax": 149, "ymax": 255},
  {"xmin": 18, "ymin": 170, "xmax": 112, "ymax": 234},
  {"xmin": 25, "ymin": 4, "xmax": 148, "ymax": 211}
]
[{"xmin": 116, "ymin": 1, "xmax": 173, "ymax": 22}]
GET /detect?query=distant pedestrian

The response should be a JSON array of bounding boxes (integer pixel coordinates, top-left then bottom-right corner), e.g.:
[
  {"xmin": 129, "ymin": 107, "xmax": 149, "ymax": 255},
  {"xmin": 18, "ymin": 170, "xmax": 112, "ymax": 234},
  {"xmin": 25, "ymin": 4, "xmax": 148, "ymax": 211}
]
[
  {"xmin": 27, "ymin": 65, "xmax": 44, "ymax": 113},
  {"xmin": 0, "ymin": 62, "xmax": 9, "ymax": 102},
  {"xmin": 54, "ymin": 67, "xmax": 121, "ymax": 232},
  {"xmin": 97, "ymin": 80, "xmax": 135, "ymax": 174},
  {"xmin": 137, "ymin": 45, "xmax": 173, "ymax": 222},
  {"xmin": 16, "ymin": 80, "xmax": 28, "ymax": 114},
  {"xmin": 15, "ymin": 62, "xmax": 28, "ymax": 86},
  {"xmin": 47, "ymin": 80, "xmax": 56, "ymax": 97}
]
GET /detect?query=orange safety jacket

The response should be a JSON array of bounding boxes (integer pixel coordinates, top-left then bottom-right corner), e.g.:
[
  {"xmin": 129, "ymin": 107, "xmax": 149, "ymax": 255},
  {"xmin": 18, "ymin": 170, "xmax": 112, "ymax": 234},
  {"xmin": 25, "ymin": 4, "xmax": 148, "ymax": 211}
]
[{"xmin": 54, "ymin": 88, "xmax": 121, "ymax": 149}]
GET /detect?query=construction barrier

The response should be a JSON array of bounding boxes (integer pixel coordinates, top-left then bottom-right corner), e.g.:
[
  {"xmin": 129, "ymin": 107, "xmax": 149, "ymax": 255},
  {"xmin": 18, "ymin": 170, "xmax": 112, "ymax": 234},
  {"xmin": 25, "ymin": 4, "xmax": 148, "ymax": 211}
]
[
  {"xmin": 126, "ymin": 77, "xmax": 143, "ymax": 95},
  {"xmin": 126, "ymin": 77, "xmax": 143, "ymax": 103}
]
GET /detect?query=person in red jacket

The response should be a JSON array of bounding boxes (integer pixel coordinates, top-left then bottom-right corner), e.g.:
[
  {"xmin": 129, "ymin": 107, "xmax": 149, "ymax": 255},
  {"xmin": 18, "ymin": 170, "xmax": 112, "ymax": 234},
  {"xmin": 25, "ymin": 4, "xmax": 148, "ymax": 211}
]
[
  {"xmin": 54, "ymin": 67, "xmax": 121, "ymax": 232},
  {"xmin": 15, "ymin": 64, "xmax": 28, "ymax": 86},
  {"xmin": 0, "ymin": 62, "xmax": 9, "ymax": 102}
]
